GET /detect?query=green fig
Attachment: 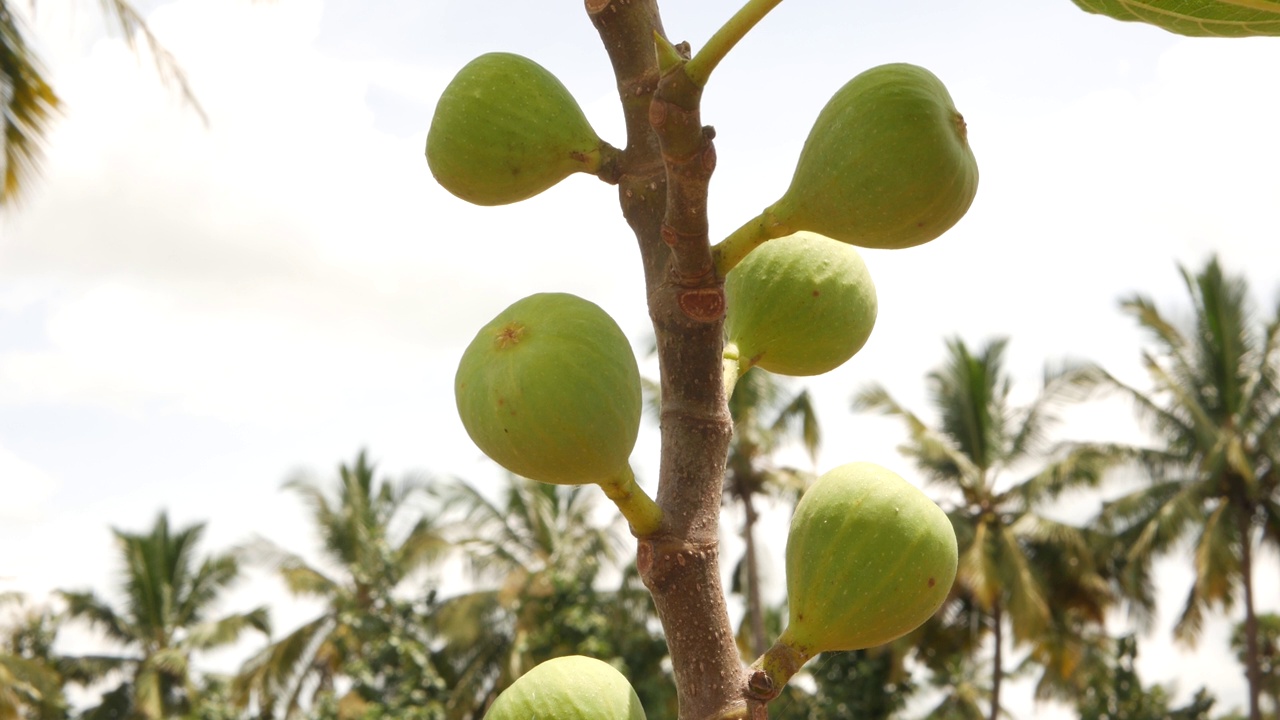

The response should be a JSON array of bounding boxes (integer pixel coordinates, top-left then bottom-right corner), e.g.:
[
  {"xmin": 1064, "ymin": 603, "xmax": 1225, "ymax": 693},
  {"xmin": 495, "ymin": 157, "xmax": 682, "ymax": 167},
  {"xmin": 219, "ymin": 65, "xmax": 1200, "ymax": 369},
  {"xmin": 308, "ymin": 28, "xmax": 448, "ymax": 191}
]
[
  {"xmin": 774, "ymin": 63, "xmax": 978, "ymax": 249},
  {"xmin": 714, "ymin": 63, "xmax": 978, "ymax": 274},
  {"xmin": 455, "ymin": 293, "xmax": 661, "ymax": 534},
  {"xmin": 781, "ymin": 462, "xmax": 956, "ymax": 657},
  {"xmin": 724, "ymin": 231, "xmax": 877, "ymax": 378},
  {"xmin": 427, "ymin": 52, "xmax": 605, "ymax": 206},
  {"xmin": 455, "ymin": 292, "xmax": 639, "ymax": 486},
  {"xmin": 485, "ymin": 655, "xmax": 647, "ymax": 720}
]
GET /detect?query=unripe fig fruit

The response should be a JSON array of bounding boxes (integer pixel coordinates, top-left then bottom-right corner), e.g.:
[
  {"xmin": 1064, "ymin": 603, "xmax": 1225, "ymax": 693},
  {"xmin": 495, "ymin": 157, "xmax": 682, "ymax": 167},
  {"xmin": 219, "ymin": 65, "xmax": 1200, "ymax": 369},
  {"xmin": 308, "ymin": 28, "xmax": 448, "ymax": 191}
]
[
  {"xmin": 455, "ymin": 293, "xmax": 640, "ymax": 488},
  {"xmin": 725, "ymin": 231, "xmax": 877, "ymax": 378},
  {"xmin": 771, "ymin": 63, "xmax": 978, "ymax": 249},
  {"xmin": 485, "ymin": 655, "xmax": 647, "ymax": 720},
  {"xmin": 427, "ymin": 52, "xmax": 605, "ymax": 206},
  {"xmin": 782, "ymin": 462, "xmax": 956, "ymax": 656},
  {"xmin": 715, "ymin": 63, "xmax": 978, "ymax": 274}
]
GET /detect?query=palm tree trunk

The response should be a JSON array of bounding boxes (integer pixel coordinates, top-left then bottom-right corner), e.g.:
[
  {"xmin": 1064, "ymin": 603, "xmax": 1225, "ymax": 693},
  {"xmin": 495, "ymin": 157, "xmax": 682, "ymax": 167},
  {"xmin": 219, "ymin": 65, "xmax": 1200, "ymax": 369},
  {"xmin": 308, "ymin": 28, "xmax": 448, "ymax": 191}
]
[
  {"xmin": 737, "ymin": 479, "xmax": 769, "ymax": 659},
  {"xmin": 1238, "ymin": 504, "xmax": 1262, "ymax": 720},
  {"xmin": 990, "ymin": 599, "xmax": 1003, "ymax": 720}
]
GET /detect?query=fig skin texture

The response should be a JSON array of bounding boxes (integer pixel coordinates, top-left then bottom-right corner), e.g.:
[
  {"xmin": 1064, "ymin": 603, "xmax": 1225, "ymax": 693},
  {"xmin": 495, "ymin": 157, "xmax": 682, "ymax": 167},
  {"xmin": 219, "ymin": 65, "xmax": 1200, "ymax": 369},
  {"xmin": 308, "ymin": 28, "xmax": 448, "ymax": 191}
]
[
  {"xmin": 427, "ymin": 52, "xmax": 604, "ymax": 206},
  {"xmin": 725, "ymin": 231, "xmax": 877, "ymax": 377},
  {"xmin": 782, "ymin": 462, "xmax": 957, "ymax": 657},
  {"xmin": 767, "ymin": 63, "xmax": 978, "ymax": 250},
  {"xmin": 484, "ymin": 655, "xmax": 647, "ymax": 720},
  {"xmin": 455, "ymin": 293, "xmax": 641, "ymax": 487}
]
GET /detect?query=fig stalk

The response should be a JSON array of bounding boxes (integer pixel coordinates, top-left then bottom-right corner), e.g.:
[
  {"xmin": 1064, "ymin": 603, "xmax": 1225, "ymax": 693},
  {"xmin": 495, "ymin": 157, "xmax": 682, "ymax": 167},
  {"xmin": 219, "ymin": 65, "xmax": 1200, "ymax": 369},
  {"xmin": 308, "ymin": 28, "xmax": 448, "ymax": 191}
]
[
  {"xmin": 748, "ymin": 640, "xmax": 810, "ymax": 701},
  {"xmin": 712, "ymin": 212, "xmax": 777, "ymax": 277},
  {"xmin": 722, "ymin": 343, "xmax": 742, "ymax": 400},
  {"xmin": 601, "ymin": 465, "xmax": 664, "ymax": 536}
]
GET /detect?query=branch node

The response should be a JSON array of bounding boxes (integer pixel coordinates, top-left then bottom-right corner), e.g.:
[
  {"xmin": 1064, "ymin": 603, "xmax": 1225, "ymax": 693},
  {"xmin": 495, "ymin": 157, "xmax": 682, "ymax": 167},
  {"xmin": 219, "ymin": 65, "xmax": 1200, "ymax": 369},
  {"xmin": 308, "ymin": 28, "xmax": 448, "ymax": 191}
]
[{"xmin": 747, "ymin": 669, "xmax": 776, "ymax": 700}]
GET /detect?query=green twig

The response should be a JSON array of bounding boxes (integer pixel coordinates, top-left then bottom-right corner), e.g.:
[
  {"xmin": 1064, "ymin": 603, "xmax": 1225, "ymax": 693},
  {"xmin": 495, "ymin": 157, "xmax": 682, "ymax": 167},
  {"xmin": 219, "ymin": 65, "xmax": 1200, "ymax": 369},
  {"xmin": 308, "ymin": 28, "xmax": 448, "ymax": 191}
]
[{"xmin": 686, "ymin": 0, "xmax": 785, "ymax": 87}]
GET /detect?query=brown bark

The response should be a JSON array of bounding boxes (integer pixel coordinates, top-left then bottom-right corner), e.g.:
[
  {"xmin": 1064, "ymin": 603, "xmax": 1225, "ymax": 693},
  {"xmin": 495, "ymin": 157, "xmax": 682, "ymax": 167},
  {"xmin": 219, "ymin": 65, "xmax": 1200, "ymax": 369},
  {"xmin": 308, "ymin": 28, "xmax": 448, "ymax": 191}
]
[
  {"xmin": 1238, "ymin": 503, "xmax": 1263, "ymax": 720},
  {"xmin": 586, "ymin": 1, "xmax": 754, "ymax": 718},
  {"xmin": 990, "ymin": 599, "xmax": 1003, "ymax": 720}
]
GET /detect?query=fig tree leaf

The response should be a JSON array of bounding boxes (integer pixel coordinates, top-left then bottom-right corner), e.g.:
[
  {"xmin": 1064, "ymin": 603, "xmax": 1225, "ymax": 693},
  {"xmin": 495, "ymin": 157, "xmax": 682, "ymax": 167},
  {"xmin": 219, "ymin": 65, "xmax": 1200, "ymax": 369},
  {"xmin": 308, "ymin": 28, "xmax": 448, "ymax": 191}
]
[{"xmin": 1071, "ymin": 0, "xmax": 1280, "ymax": 37}]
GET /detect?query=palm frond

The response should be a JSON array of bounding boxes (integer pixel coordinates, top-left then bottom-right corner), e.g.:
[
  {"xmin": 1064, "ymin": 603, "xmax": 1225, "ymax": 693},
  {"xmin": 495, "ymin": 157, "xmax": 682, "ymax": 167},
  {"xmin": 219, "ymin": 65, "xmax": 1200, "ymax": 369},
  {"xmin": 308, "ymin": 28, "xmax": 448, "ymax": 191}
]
[
  {"xmin": 56, "ymin": 653, "xmax": 132, "ymax": 686},
  {"xmin": 179, "ymin": 552, "xmax": 242, "ymax": 628},
  {"xmin": 1078, "ymin": 363, "xmax": 1200, "ymax": 466},
  {"xmin": 767, "ymin": 388, "xmax": 821, "ymax": 462},
  {"xmin": 926, "ymin": 337, "xmax": 1010, "ymax": 473},
  {"xmin": 436, "ymin": 478, "xmax": 537, "ymax": 579},
  {"xmin": 1007, "ymin": 441, "xmax": 1117, "ymax": 509},
  {"xmin": 392, "ymin": 514, "xmax": 451, "ymax": 577},
  {"xmin": 233, "ymin": 614, "xmax": 335, "ymax": 717},
  {"xmin": 1173, "ymin": 502, "xmax": 1239, "ymax": 645},
  {"xmin": 427, "ymin": 591, "xmax": 506, "ymax": 649},
  {"xmin": 994, "ymin": 523, "xmax": 1049, "ymax": 642},
  {"xmin": 1007, "ymin": 359, "xmax": 1100, "ymax": 462},
  {"xmin": 97, "ymin": 0, "xmax": 206, "ymax": 124},
  {"xmin": 955, "ymin": 521, "xmax": 999, "ymax": 611},
  {"xmin": 184, "ymin": 607, "xmax": 270, "ymax": 652},
  {"xmin": 1120, "ymin": 292, "xmax": 1192, "ymax": 367},
  {"xmin": 853, "ymin": 382, "xmax": 982, "ymax": 489},
  {"xmin": 1141, "ymin": 351, "xmax": 1220, "ymax": 456},
  {"xmin": 56, "ymin": 590, "xmax": 134, "ymax": 647},
  {"xmin": 0, "ymin": 0, "xmax": 61, "ymax": 207},
  {"xmin": 1237, "ymin": 308, "xmax": 1280, "ymax": 439},
  {"xmin": 1183, "ymin": 257, "xmax": 1255, "ymax": 422}
]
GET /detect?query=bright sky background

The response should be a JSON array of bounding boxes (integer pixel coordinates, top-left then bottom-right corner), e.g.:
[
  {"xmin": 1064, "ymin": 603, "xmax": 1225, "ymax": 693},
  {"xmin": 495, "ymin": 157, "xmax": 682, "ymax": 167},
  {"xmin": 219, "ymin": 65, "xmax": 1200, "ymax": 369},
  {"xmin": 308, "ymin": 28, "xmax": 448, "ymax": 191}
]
[{"xmin": 2, "ymin": 0, "xmax": 1279, "ymax": 717}]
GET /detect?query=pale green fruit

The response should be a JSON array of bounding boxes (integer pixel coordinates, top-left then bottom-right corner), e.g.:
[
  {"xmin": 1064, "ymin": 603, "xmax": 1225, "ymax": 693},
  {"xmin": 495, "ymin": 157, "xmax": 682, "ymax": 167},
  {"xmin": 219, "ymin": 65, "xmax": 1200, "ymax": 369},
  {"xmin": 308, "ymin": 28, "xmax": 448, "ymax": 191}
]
[
  {"xmin": 766, "ymin": 63, "xmax": 979, "ymax": 249},
  {"xmin": 725, "ymin": 231, "xmax": 877, "ymax": 377},
  {"xmin": 455, "ymin": 293, "xmax": 640, "ymax": 486},
  {"xmin": 782, "ymin": 462, "xmax": 957, "ymax": 655},
  {"xmin": 427, "ymin": 52, "xmax": 604, "ymax": 206},
  {"xmin": 485, "ymin": 655, "xmax": 647, "ymax": 720}
]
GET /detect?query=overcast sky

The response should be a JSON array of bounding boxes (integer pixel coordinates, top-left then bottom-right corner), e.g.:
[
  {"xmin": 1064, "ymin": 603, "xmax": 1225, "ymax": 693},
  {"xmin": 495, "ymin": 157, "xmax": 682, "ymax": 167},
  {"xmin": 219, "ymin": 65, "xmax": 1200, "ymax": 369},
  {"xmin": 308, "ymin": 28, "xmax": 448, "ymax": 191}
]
[{"xmin": 2, "ymin": 0, "xmax": 1279, "ymax": 717}]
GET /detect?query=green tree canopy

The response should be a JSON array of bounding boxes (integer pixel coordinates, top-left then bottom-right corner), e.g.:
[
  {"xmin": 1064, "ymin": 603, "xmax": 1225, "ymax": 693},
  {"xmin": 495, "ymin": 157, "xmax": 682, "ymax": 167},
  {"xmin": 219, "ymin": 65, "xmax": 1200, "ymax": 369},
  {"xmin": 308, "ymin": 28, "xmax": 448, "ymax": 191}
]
[
  {"xmin": 1, "ymin": 593, "xmax": 68, "ymax": 720},
  {"xmin": 58, "ymin": 513, "xmax": 270, "ymax": 720},
  {"xmin": 234, "ymin": 450, "xmax": 450, "ymax": 719}
]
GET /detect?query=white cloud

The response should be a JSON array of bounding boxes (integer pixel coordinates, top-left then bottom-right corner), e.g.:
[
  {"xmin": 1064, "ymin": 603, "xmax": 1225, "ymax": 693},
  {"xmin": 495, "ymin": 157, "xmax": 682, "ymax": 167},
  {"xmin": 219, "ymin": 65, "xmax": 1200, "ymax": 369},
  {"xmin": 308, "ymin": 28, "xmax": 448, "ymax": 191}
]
[{"xmin": 0, "ymin": 445, "xmax": 60, "ymax": 523}]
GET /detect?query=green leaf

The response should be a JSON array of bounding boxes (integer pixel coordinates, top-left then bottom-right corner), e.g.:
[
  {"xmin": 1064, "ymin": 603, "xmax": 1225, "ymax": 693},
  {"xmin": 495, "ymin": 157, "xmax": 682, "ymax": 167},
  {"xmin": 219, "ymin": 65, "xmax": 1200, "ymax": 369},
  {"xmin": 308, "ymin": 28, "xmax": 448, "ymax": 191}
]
[{"xmin": 1071, "ymin": 0, "xmax": 1280, "ymax": 37}]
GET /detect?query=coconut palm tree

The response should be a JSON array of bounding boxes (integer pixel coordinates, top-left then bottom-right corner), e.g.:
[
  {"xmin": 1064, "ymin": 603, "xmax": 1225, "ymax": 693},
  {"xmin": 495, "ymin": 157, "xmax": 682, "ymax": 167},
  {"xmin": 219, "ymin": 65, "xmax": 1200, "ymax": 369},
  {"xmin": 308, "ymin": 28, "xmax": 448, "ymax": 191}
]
[
  {"xmin": 0, "ymin": 0, "xmax": 212, "ymax": 207},
  {"xmin": 724, "ymin": 367, "xmax": 819, "ymax": 660},
  {"xmin": 56, "ymin": 512, "xmax": 270, "ymax": 720},
  {"xmin": 853, "ymin": 337, "xmax": 1114, "ymax": 720},
  {"xmin": 1087, "ymin": 255, "xmax": 1280, "ymax": 720},
  {"xmin": 233, "ymin": 449, "xmax": 450, "ymax": 719},
  {"xmin": 432, "ymin": 474, "xmax": 671, "ymax": 718}
]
